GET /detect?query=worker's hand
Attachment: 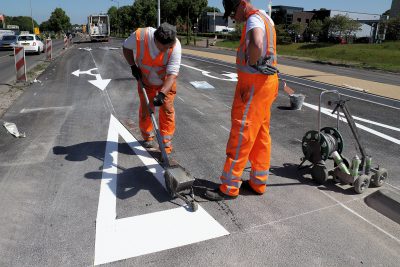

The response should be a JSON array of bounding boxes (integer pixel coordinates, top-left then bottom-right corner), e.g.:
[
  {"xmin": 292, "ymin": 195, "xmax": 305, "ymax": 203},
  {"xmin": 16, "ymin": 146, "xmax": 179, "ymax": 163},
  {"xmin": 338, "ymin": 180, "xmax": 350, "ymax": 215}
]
[
  {"xmin": 130, "ymin": 64, "xmax": 142, "ymax": 81},
  {"xmin": 153, "ymin": 92, "xmax": 166, "ymax": 106},
  {"xmin": 250, "ymin": 64, "xmax": 278, "ymax": 75}
]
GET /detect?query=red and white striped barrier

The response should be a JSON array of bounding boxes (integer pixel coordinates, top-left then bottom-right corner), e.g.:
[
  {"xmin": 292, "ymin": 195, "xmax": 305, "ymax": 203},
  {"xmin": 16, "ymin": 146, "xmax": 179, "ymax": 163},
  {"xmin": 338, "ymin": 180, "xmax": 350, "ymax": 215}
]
[
  {"xmin": 64, "ymin": 35, "xmax": 68, "ymax": 49},
  {"xmin": 14, "ymin": 46, "xmax": 27, "ymax": 82},
  {"xmin": 46, "ymin": 38, "xmax": 52, "ymax": 60}
]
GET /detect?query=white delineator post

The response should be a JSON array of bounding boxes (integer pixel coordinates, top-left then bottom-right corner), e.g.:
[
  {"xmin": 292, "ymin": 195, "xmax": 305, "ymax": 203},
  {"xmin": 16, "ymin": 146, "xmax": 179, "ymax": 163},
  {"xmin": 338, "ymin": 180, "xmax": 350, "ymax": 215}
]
[
  {"xmin": 46, "ymin": 38, "xmax": 52, "ymax": 60},
  {"xmin": 14, "ymin": 46, "xmax": 27, "ymax": 82},
  {"xmin": 64, "ymin": 35, "xmax": 68, "ymax": 49}
]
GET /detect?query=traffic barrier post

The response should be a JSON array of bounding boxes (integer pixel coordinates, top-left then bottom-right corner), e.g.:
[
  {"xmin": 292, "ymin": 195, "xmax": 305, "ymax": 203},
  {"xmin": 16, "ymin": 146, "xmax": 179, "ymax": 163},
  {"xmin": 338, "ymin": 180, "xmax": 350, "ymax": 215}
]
[
  {"xmin": 46, "ymin": 38, "xmax": 52, "ymax": 60},
  {"xmin": 64, "ymin": 35, "xmax": 68, "ymax": 49},
  {"xmin": 14, "ymin": 46, "xmax": 27, "ymax": 82}
]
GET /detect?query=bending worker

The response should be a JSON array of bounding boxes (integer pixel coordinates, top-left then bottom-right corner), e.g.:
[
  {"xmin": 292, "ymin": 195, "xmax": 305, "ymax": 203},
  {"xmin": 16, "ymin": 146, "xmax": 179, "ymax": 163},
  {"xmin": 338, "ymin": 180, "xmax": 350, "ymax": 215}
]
[
  {"xmin": 122, "ymin": 22, "xmax": 181, "ymax": 153},
  {"xmin": 205, "ymin": 0, "xmax": 279, "ymax": 201}
]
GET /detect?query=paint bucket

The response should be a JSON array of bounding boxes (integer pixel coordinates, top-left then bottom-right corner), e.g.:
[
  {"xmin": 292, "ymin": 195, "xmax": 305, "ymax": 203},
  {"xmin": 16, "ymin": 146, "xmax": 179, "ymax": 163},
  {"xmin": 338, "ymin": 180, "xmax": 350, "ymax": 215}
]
[{"xmin": 289, "ymin": 94, "xmax": 305, "ymax": 110}]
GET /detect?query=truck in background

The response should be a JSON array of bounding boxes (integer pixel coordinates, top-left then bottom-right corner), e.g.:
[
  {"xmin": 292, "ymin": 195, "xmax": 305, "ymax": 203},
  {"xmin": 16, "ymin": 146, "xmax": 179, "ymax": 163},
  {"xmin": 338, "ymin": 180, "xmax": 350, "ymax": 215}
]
[{"xmin": 87, "ymin": 14, "xmax": 110, "ymax": 42}]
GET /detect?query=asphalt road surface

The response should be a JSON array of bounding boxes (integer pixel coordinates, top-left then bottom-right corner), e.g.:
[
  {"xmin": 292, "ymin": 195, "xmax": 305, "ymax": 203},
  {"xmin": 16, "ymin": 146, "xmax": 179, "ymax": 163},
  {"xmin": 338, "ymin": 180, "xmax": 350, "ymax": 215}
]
[{"xmin": 0, "ymin": 38, "xmax": 399, "ymax": 266}]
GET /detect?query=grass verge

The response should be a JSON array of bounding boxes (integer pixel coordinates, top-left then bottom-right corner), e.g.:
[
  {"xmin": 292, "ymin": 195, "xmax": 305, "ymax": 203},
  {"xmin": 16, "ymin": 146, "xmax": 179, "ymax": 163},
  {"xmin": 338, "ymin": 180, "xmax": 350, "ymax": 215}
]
[{"xmin": 216, "ymin": 40, "xmax": 400, "ymax": 72}]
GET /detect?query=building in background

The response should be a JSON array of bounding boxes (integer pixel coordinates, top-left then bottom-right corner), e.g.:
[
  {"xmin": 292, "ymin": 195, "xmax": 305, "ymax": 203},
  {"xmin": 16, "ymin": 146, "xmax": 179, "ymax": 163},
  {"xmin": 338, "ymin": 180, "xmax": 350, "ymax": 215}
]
[
  {"xmin": 271, "ymin": 6, "xmax": 304, "ymax": 25},
  {"xmin": 199, "ymin": 12, "xmax": 235, "ymax": 33},
  {"xmin": 390, "ymin": 0, "xmax": 400, "ymax": 18}
]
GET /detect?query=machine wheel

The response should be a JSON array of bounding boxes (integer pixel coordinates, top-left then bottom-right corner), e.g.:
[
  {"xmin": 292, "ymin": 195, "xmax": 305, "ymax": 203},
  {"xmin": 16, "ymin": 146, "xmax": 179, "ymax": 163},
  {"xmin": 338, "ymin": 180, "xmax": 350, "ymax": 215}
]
[
  {"xmin": 371, "ymin": 168, "xmax": 388, "ymax": 187},
  {"xmin": 354, "ymin": 175, "xmax": 370, "ymax": 194},
  {"xmin": 190, "ymin": 202, "xmax": 198, "ymax": 212},
  {"xmin": 311, "ymin": 163, "xmax": 328, "ymax": 184},
  {"xmin": 36, "ymin": 47, "xmax": 41, "ymax": 55}
]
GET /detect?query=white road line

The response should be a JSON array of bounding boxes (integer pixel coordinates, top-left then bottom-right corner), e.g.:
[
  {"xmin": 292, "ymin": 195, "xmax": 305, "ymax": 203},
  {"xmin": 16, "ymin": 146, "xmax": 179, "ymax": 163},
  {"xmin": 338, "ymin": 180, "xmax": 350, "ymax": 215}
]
[
  {"xmin": 183, "ymin": 55, "xmax": 235, "ymax": 69},
  {"xmin": 223, "ymin": 104, "xmax": 231, "ymax": 109},
  {"xmin": 94, "ymin": 115, "xmax": 229, "ymax": 265},
  {"xmin": 344, "ymin": 115, "xmax": 400, "ymax": 132},
  {"xmin": 343, "ymin": 84, "xmax": 368, "ymax": 92},
  {"xmin": 182, "ymin": 55, "xmax": 400, "ymax": 110},
  {"xmin": 201, "ymin": 93, "xmax": 215, "ymax": 100},
  {"xmin": 386, "ymin": 182, "xmax": 400, "ymax": 191},
  {"xmin": 319, "ymin": 189, "xmax": 400, "ymax": 244},
  {"xmin": 281, "ymin": 76, "xmax": 400, "ymax": 110},
  {"xmin": 177, "ymin": 96, "xmax": 185, "ymax": 102},
  {"xmin": 181, "ymin": 63, "xmax": 205, "ymax": 72},
  {"xmin": 194, "ymin": 108, "xmax": 205, "ymax": 115},
  {"xmin": 20, "ymin": 106, "xmax": 72, "ymax": 113},
  {"xmin": 220, "ymin": 125, "xmax": 230, "ymax": 132},
  {"xmin": 303, "ymin": 102, "xmax": 400, "ymax": 145}
]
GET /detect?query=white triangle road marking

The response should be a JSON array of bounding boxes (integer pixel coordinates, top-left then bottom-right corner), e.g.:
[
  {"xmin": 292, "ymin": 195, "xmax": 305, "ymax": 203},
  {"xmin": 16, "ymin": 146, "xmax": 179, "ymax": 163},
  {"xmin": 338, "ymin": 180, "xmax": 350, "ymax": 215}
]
[
  {"xmin": 89, "ymin": 79, "xmax": 111, "ymax": 91},
  {"xmin": 94, "ymin": 115, "xmax": 229, "ymax": 265}
]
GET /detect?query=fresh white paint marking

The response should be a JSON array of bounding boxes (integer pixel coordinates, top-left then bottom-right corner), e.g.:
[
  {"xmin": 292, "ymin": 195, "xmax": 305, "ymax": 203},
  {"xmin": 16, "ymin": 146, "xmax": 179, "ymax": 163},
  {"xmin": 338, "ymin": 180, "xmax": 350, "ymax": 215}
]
[
  {"xmin": 78, "ymin": 47, "xmax": 92, "ymax": 51},
  {"xmin": 194, "ymin": 108, "xmax": 205, "ymax": 115},
  {"xmin": 201, "ymin": 93, "xmax": 214, "ymax": 100},
  {"xmin": 302, "ymin": 102, "xmax": 400, "ymax": 145},
  {"xmin": 319, "ymin": 189, "xmax": 400, "ymax": 244},
  {"xmin": 71, "ymin": 68, "xmax": 111, "ymax": 91},
  {"xmin": 220, "ymin": 125, "xmax": 230, "ymax": 132},
  {"xmin": 181, "ymin": 63, "xmax": 237, "ymax": 82},
  {"xmin": 94, "ymin": 115, "xmax": 229, "ymax": 265},
  {"xmin": 20, "ymin": 106, "xmax": 72, "ymax": 113},
  {"xmin": 343, "ymin": 84, "xmax": 368, "ymax": 92}
]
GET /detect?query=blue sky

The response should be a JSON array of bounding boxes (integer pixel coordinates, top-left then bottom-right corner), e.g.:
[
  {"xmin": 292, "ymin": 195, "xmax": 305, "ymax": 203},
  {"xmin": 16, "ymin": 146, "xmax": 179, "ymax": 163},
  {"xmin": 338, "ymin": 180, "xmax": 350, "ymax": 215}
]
[{"xmin": 0, "ymin": 0, "xmax": 393, "ymax": 24}]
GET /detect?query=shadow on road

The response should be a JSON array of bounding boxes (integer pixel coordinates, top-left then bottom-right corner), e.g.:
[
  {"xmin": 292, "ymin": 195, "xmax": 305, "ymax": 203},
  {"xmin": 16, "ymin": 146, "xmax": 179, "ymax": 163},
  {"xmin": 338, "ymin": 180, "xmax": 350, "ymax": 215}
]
[{"xmin": 53, "ymin": 142, "xmax": 171, "ymax": 202}]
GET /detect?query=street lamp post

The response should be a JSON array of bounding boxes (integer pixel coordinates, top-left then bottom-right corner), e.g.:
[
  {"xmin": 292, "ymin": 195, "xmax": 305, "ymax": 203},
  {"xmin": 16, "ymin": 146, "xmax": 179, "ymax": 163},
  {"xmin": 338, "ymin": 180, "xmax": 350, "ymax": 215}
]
[
  {"xmin": 29, "ymin": 0, "xmax": 34, "ymax": 33},
  {"xmin": 157, "ymin": 0, "xmax": 160, "ymax": 27}
]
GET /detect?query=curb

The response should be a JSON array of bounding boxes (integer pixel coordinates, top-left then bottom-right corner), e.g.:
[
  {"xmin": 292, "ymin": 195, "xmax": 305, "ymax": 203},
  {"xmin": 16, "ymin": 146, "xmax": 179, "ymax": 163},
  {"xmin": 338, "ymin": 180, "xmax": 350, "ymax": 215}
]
[{"xmin": 365, "ymin": 189, "xmax": 400, "ymax": 224}]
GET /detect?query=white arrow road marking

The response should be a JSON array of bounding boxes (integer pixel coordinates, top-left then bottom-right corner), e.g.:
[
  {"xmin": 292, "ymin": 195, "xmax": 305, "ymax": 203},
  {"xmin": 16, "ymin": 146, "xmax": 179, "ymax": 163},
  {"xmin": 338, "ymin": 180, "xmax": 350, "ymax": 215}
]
[
  {"xmin": 181, "ymin": 63, "xmax": 237, "ymax": 82},
  {"xmin": 71, "ymin": 68, "xmax": 111, "ymax": 91},
  {"xmin": 94, "ymin": 115, "xmax": 229, "ymax": 265},
  {"xmin": 303, "ymin": 102, "xmax": 400, "ymax": 145}
]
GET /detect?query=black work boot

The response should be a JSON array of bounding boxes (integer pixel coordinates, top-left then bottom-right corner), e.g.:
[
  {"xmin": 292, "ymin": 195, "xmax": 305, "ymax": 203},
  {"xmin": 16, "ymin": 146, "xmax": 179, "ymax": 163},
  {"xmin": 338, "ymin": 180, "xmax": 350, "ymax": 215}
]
[
  {"xmin": 203, "ymin": 188, "xmax": 238, "ymax": 201},
  {"xmin": 241, "ymin": 180, "xmax": 263, "ymax": 195},
  {"xmin": 143, "ymin": 140, "xmax": 153, "ymax": 148}
]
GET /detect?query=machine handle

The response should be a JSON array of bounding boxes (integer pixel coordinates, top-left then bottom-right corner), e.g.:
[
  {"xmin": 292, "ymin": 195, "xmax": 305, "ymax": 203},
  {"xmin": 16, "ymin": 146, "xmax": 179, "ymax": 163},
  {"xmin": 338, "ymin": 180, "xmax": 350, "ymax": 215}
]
[{"xmin": 139, "ymin": 80, "xmax": 170, "ymax": 167}]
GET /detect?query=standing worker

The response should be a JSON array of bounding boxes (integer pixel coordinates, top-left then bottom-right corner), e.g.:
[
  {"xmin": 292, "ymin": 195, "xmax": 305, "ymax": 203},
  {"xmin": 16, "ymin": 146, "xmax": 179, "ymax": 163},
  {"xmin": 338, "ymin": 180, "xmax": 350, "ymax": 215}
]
[
  {"xmin": 205, "ymin": 0, "xmax": 279, "ymax": 200},
  {"xmin": 123, "ymin": 23, "xmax": 181, "ymax": 153}
]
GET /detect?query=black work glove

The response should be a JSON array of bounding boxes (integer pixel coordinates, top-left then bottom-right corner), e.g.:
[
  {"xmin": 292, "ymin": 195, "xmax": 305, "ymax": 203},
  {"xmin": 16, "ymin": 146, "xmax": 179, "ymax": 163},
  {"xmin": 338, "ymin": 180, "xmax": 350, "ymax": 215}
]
[
  {"xmin": 130, "ymin": 64, "xmax": 142, "ymax": 81},
  {"xmin": 250, "ymin": 63, "xmax": 278, "ymax": 75},
  {"xmin": 153, "ymin": 92, "xmax": 166, "ymax": 106}
]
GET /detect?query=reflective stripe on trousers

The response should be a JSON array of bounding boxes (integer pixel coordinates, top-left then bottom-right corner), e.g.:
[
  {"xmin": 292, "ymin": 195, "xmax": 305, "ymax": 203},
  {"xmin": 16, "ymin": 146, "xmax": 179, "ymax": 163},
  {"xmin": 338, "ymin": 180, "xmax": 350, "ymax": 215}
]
[
  {"xmin": 220, "ymin": 73, "xmax": 278, "ymax": 196},
  {"xmin": 137, "ymin": 83, "xmax": 176, "ymax": 153}
]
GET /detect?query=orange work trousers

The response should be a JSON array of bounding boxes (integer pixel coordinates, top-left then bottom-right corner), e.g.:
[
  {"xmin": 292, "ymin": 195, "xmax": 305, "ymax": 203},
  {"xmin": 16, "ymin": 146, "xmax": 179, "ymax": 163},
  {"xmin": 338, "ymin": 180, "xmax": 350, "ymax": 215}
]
[
  {"xmin": 220, "ymin": 73, "xmax": 279, "ymax": 196},
  {"xmin": 137, "ymin": 83, "xmax": 176, "ymax": 153}
]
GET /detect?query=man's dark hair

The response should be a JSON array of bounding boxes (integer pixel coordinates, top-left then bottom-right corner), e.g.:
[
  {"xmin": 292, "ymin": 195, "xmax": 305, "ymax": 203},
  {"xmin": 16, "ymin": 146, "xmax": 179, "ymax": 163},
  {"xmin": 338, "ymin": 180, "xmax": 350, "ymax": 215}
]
[{"xmin": 154, "ymin": 22, "xmax": 177, "ymax": 45}]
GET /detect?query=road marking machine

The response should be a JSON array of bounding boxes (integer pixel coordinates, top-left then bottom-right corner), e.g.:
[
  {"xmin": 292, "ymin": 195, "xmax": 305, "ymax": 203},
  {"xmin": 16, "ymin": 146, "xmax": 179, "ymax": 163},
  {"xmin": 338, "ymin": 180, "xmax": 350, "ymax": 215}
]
[{"xmin": 299, "ymin": 90, "xmax": 388, "ymax": 194}]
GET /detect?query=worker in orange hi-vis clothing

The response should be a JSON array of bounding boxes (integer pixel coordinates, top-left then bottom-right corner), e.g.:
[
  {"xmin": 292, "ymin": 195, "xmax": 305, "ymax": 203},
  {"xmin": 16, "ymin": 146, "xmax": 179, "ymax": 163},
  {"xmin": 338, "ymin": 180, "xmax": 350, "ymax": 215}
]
[
  {"xmin": 122, "ymin": 23, "xmax": 181, "ymax": 154},
  {"xmin": 204, "ymin": 0, "xmax": 279, "ymax": 201}
]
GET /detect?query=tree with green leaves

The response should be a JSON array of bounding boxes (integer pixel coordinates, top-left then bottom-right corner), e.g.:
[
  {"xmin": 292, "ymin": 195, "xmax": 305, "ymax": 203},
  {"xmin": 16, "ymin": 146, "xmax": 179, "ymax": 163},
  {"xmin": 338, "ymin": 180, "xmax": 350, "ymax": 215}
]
[
  {"xmin": 48, "ymin": 8, "xmax": 71, "ymax": 32},
  {"xmin": 132, "ymin": 0, "xmax": 157, "ymax": 28},
  {"xmin": 328, "ymin": 14, "xmax": 361, "ymax": 40},
  {"xmin": 4, "ymin": 16, "xmax": 38, "ymax": 32},
  {"xmin": 107, "ymin": 6, "xmax": 120, "ymax": 34},
  {"xmin": 382, "ymin": 17, "xmax": 400, "ymax": 40},
  {"xmin": 203, "ymin": 6, "xmax": 221, "ymax": 13},
  {"xmin": 307, "ymin": 19, "xmax": 323, "ymax": 38}
]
